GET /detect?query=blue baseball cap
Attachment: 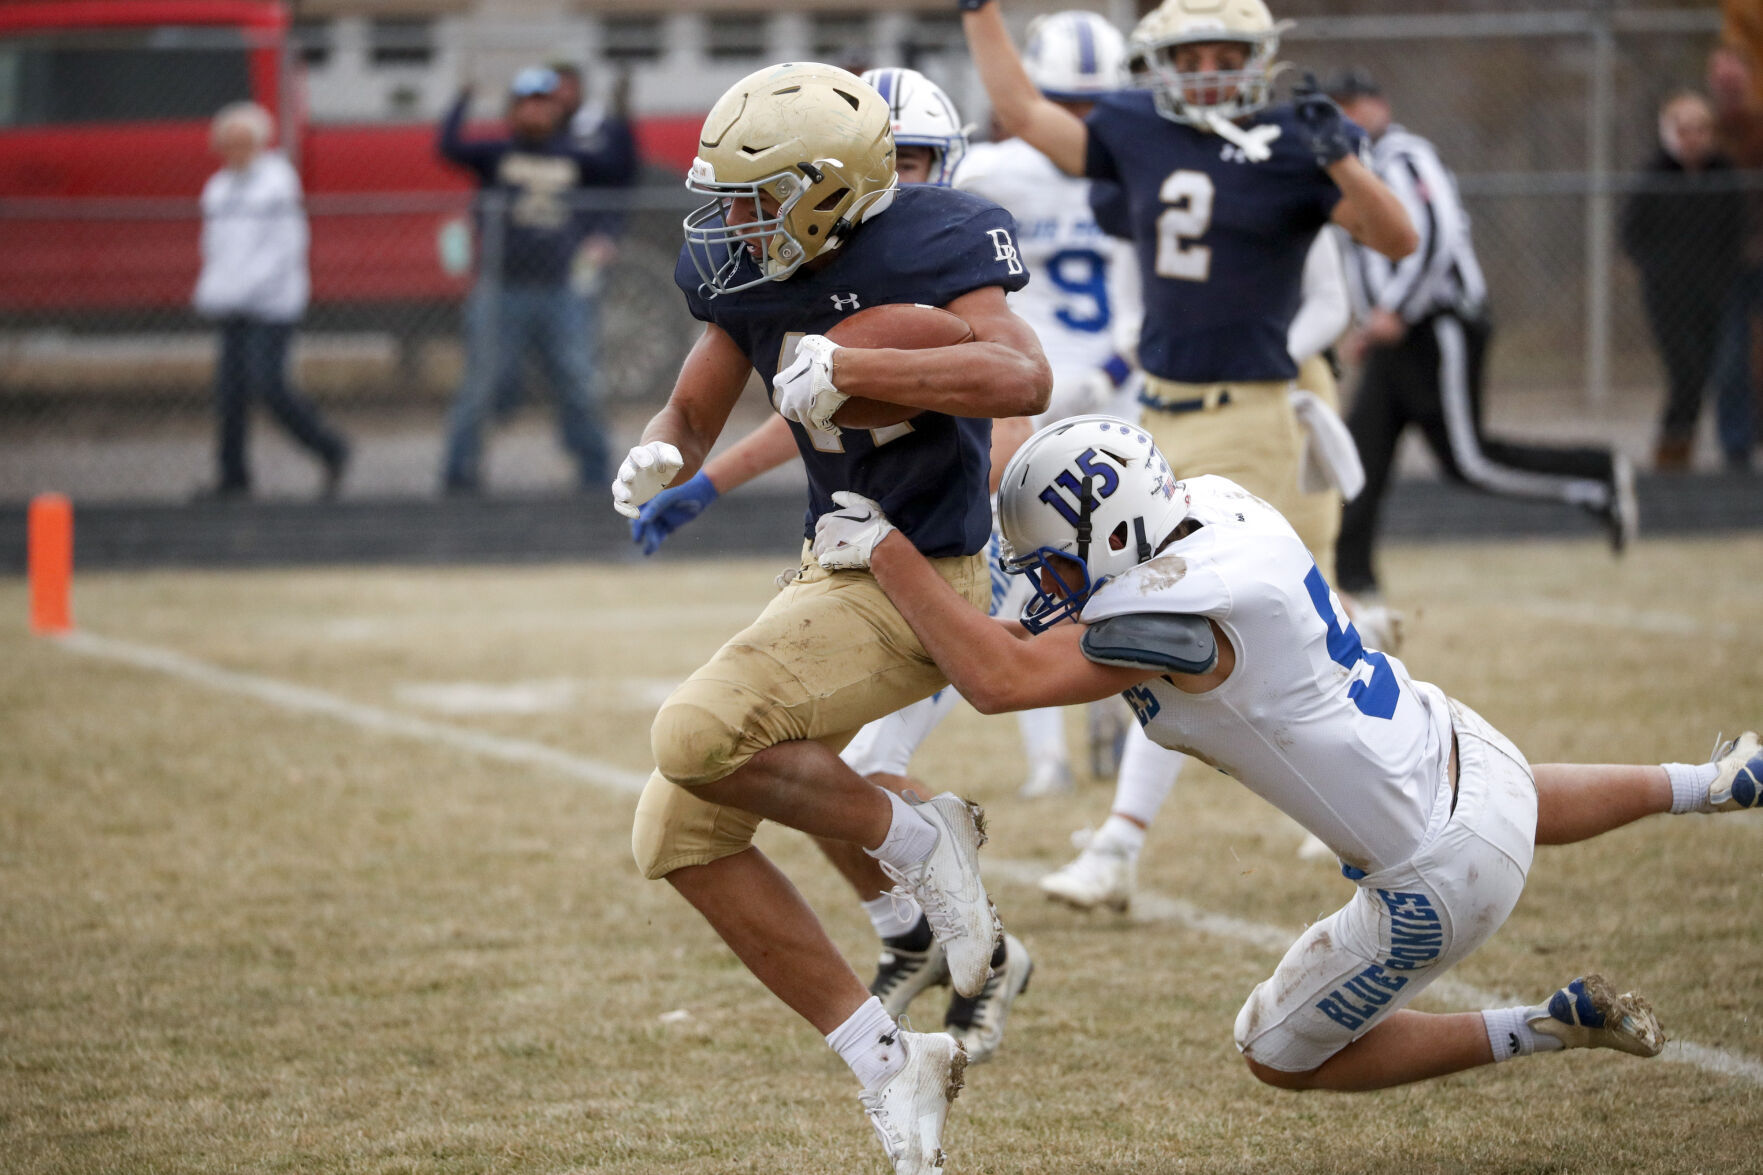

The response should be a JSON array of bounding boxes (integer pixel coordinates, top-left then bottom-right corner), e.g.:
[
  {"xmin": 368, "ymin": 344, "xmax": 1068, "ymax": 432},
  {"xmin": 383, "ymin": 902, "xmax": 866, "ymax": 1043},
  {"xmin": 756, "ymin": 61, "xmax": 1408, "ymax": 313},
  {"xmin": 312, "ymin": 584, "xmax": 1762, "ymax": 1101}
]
[{"xmin": 510, "ymin": 66, "xmax": 560, "ymax": 98}]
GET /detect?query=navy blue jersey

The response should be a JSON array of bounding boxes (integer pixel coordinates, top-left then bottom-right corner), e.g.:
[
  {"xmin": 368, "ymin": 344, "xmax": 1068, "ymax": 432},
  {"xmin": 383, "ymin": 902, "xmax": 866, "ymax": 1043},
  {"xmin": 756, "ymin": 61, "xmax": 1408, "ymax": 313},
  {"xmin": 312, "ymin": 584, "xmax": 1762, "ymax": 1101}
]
[
  {"xmin": 675, "ymin": 185, "xmax": 1030, "ymax": 557},
  {"xmin": 1084, "ymin": 94, "xmax": 1364, "ymax": 383}
]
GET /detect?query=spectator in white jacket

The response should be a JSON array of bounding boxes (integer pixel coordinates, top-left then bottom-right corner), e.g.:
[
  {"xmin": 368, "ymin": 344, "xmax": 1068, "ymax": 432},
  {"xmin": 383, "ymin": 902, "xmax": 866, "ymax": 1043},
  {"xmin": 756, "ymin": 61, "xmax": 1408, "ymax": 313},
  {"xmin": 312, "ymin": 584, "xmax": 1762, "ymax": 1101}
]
[{"xmin": 194, "ymin": 102, "xmax": 348, "ymax": 499}]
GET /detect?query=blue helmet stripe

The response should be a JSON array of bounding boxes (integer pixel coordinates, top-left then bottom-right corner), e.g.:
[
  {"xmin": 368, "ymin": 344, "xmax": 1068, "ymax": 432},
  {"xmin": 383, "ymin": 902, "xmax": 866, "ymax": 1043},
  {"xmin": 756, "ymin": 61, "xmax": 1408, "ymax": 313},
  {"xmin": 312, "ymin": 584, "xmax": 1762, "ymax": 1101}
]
[
  {"xmin": 874, "ymin": 68, "xmax": 896, "ymax": 111},
  {"xmin": 1075, "ymin": 17, "xmax": 1097, "ymax": 75}
]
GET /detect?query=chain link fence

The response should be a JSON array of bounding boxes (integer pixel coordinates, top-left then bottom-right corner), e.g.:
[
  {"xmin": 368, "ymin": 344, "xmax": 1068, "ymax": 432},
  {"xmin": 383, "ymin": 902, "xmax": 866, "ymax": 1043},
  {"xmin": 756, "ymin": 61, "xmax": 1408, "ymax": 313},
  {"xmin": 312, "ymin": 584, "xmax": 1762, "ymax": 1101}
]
[{"xmin": 1, "ymin": 3, "xmax": 1754, "ymax": 504}]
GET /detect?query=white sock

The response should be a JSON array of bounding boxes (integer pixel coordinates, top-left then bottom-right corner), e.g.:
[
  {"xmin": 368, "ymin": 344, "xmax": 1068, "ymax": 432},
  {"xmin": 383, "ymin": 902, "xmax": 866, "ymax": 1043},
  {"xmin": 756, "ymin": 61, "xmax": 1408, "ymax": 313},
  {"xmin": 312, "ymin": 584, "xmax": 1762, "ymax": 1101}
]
[
  {"xmin": 826, "ymin": 996, "xmax": 906, "ymax": 1089},
  {"xmin": 864, "ymin": 789, "xmax": 938, "ymax": 872},
  {"xmin": 1664, "ymin": 761, "xmax": 1719, "ymax": 814},
  {"xmin": 1016, "ymin": 706, "xmax": 1068, "ymax": 763},
  {"xmin": 1095, "ymin": 813, "xmax": 1146, "ymax": 856},
  {"xmin": 861, "ymin": 893, "xmax": 922, "ymax": 940},
  {"xmin": 1112, "ymin": 724, "xmax": 1185, "ymax": 827},
  {"xmin": 1482, "ymin": 1004, "xmax": 1565, "ymax": 1062}
]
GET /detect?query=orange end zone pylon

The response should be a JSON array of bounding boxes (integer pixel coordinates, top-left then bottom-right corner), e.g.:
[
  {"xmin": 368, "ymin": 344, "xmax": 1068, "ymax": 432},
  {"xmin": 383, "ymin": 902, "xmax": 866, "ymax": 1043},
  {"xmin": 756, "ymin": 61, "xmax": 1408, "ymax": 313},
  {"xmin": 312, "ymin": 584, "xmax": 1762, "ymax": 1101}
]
[{"xmin": 29, "ymin": 492, "xmax": 73, "ymax": 634}]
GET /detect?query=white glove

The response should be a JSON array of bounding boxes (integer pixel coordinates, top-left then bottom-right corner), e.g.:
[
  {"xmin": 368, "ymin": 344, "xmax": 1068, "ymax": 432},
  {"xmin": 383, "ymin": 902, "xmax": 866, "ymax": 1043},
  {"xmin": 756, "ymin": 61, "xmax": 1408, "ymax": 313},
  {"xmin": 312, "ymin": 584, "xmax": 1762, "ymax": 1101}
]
[
  {"xmin": 773, "ymin": 334, "xmax": 847, "ymax": 435},
  {"xmin": 813, "ymin": 491, "xmax": 896, "ymax": 571},
  {"xmin": 611, "ymin": 440, "xmax": 684, "ymax": 519}
]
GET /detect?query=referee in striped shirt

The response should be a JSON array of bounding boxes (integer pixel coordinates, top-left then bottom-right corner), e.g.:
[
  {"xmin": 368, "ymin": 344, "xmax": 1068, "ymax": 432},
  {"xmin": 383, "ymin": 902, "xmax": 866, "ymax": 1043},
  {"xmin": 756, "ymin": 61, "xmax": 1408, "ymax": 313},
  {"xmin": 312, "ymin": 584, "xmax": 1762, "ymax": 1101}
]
[{"xmin": 1326, "ymin": 70, "xmax": 1637, "ymax": 604}]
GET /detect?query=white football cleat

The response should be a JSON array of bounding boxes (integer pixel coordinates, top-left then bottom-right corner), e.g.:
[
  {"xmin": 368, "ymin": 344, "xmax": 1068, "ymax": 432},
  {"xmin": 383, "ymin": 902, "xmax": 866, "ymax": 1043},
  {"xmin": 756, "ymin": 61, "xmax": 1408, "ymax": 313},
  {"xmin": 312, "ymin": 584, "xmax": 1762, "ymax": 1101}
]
[
  {"xmin": 869, "ymin": 925, "xmax": 951, "ymax": 1019},
  {"xmin": 1018, "ymin": 760, "xmax": 1075, "ymax": 799},
  {"xmin": 1706, "ymin": 731, "xmax": 1763, "ymax": 811},
  {"xmin": 858, "ymin": 1029, "xmax": 967, "ymax": 1175},
  {"xmin": 1528, "ymin": 974, "xmax": 1663, "ymax": 1057},
  {"xmin": 879, "ymin": 793, "xmax": 1002, "ymax": 998},
  {"xmin": 1039, "ymin": 839, "xmax": 1136, "ymax": 913},
  {"xmin": 944, "ymin": 932, "xmax": 1033, "ymax": 1065}
]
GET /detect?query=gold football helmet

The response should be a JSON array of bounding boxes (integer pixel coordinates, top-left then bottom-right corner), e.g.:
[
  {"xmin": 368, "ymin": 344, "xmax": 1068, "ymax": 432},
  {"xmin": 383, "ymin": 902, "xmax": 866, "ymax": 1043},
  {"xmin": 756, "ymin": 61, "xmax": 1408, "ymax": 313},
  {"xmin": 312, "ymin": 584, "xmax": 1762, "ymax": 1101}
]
[
  {"xmin": 684, "ymin": 63, "xmax": 898, "ymax": 297},
  {"xmin": 1126, "ymin": 0, "xmax": 1291, "ymax": 128}
]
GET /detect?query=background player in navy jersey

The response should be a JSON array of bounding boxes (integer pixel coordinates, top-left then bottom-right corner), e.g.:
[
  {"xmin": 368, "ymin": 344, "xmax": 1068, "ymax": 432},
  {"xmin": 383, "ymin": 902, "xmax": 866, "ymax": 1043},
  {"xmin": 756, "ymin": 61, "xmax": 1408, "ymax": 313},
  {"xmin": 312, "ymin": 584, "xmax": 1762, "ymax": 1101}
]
[{"xmin": 610, "ymin": 63, "xmax": 1050, "ymax": 1175}]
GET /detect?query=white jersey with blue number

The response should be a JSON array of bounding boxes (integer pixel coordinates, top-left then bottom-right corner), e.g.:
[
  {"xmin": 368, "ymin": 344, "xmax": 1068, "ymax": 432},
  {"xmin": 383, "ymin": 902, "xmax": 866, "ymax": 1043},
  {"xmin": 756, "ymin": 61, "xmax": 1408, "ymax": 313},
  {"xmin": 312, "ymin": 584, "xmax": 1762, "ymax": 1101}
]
[
  {"xmin": 956, "ymin": 138, "xmax": 1137, "ymax": 379},
  {"xmin": 1080, "ymin": 476, "xmax": 1454, "ymax": 874}
]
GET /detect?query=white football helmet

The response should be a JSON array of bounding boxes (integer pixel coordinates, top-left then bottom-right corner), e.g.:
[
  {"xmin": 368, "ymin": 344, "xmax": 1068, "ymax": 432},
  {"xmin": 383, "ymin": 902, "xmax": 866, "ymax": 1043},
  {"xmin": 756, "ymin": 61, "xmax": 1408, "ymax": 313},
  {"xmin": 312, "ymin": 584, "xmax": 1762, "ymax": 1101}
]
[
  {"xmin": 1023, "ymin": 10, "xmax": 1127, "ymax": 101},
  {"xmin": 1126, "ymin": 0, "xmax": 1291, "ymax": 128},
  {"xmin": 860, "ymin": 67, "xmax": 967, "ymax": 187},
  {"xmin": 997, "ymin": 415, "xmax": 1188, "ymax": 633},
  {"xmin": 684, "ymin": 63, "xmax": 898, "ymax": 297}
]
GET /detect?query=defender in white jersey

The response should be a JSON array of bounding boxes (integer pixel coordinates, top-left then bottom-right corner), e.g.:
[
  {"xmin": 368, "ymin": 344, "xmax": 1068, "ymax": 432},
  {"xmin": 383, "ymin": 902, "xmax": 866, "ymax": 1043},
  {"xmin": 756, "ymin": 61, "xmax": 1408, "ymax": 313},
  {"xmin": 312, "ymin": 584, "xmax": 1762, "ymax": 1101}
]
[{"xmin": 814, "ymin": 415, "xmax": 1763, "ymax": 1090}]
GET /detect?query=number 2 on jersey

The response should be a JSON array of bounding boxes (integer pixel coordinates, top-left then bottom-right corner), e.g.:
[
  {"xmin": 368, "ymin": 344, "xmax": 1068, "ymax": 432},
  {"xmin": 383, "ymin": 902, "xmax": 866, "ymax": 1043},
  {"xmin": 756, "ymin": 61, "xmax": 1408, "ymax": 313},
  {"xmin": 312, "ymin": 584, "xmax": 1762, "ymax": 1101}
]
[
  {"xmin": 1155, "ymin": 170, "xmax": 1214, "ymax": 282},
  {"xmin": 1303, "ymin": 565, "xmax": 1399, "ymax": 720}
]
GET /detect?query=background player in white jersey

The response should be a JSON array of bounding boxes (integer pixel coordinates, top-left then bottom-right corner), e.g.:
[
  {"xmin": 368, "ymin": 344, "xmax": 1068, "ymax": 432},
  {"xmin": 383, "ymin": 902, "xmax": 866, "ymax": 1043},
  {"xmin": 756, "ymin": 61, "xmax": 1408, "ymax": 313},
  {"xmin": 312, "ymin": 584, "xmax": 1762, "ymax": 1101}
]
[
  {"xmin": 955, "ymin": 10, "xmax": 1144, "ymax": 797},
  {"xmin": 810, "ymin": 414, "xmax": 1763, "ymax": 1093},
  {"xmin": 1040, "ymin": 228, "xmax": 1361, "ymax": 912},
  {"xmin": 629, "ymin": 67, "xmax": 1038, "ymax": 1066}
]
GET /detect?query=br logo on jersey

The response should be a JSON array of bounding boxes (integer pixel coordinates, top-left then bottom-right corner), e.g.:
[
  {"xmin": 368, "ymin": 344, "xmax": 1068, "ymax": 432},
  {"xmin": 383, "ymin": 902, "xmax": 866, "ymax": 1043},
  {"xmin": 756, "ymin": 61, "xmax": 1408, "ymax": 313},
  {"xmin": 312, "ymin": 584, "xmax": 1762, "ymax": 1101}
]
[
  {"xmin": 987, "ymin": 228, "xmax": 1025, "ymax": 276},
  {"xmin": 831, "ymin": 292, "xmax": 861, "ymax": 311}
]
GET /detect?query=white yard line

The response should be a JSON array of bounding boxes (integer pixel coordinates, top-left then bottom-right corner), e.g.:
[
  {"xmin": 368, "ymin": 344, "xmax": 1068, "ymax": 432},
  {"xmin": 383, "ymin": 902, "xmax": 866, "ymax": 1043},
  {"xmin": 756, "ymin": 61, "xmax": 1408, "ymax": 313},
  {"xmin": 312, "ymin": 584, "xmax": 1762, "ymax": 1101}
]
[
  {"xmin": 1507, "ymin": 598, "xmax": 1745, "ymax": 641},
  {"xmin": 56, "ymin": 630, "xmax": 649, "ymax": 793},
  {"xmin": 50, "ymin": 629, "xmax": 1763, "ymax": 1086}
]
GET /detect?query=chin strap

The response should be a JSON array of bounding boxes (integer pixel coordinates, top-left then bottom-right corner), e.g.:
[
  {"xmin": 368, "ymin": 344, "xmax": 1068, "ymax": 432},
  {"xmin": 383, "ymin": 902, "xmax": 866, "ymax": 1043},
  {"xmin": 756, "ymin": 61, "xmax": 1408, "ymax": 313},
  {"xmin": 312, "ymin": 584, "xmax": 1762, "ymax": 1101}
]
[
  {"xmin": 1073, "ymin": 475, "xmax": 1096, "ymax": 569},
  {"xmin": 1203, "ymin": 110, "xmax": 1279, "ymax": 162}
]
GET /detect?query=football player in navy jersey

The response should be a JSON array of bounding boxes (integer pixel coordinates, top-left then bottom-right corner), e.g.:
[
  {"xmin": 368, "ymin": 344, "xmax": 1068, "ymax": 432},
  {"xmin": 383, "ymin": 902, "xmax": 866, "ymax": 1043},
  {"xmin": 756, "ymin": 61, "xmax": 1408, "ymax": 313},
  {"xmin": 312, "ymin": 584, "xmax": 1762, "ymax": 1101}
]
[
  {"xmin": 962, "ymin": 0, "xmax": 1416, "ymax": 912},
  {"xmin": 610, "ymin": 63, "xmax": 1049, "ymax": 1175}
]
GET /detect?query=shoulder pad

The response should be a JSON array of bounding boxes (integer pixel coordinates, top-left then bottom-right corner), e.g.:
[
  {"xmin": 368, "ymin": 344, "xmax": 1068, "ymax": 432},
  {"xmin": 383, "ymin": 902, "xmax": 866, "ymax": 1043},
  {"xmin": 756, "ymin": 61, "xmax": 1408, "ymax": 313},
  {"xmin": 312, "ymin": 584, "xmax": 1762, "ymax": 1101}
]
[{"xmin": 1080, "ymin": 612, "xmax": 1217, "ymax": 675}]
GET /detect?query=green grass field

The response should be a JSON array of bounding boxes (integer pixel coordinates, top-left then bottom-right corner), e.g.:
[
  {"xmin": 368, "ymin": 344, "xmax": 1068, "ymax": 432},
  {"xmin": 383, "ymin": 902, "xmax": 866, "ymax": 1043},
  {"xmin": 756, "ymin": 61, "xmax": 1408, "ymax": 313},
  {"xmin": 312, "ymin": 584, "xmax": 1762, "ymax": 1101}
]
[{"xmin": 4, "ymin": 536, "xmax": 1762, "ymax": 1174}]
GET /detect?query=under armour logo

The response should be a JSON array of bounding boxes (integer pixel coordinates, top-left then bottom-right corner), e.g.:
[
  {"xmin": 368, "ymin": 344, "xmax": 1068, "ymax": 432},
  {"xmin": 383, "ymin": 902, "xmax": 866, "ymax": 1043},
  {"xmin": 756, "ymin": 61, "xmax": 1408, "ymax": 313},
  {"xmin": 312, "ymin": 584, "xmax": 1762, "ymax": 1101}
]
[
  {"xmin": 987, "ymin": 228, "xmax": 1024, "ymax": 275},
  {"xmin": 831, "ymin": 292, "xmax": 861, "ymax": 311},
  {"xmin": 1218, "ymin": 124, "xmax": 1281, "ymax": 164}
]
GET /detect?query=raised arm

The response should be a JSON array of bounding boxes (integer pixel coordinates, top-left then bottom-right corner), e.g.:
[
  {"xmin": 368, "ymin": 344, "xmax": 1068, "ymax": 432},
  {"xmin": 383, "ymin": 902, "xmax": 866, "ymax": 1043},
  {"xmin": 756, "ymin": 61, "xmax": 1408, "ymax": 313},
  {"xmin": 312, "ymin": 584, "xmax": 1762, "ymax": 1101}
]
[
  {"xmin": 962, "ymin": 0, "xmax": 1089, "ymax": 175},
  {"xmin": 1328, "ymin": 155, "xmax": 1416, "ymax": 262},
  {"xmin": 436, "ymin": 87, "xmax": 499, "ymax": 177},
  {"xmin": 828, "ymin": 284, "xmax": 1053, "ymax": 419}
]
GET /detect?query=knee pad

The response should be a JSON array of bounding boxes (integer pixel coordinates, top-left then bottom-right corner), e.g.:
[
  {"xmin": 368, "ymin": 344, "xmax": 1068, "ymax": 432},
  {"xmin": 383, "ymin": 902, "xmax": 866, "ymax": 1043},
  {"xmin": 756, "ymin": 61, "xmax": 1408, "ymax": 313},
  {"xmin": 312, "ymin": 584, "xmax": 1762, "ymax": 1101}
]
[
  {"xmin": 649, "ymin": 679, "xmax": 762, "ymax": 788},
  {"xmin": 630, "ymin": 768, "xmax": 760, "ymax": 881}
]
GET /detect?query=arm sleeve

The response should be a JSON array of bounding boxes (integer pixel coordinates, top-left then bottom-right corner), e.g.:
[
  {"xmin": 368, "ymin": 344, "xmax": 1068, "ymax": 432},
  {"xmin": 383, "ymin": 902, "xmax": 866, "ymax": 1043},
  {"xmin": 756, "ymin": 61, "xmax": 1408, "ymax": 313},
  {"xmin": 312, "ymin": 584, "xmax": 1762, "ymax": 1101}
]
[
  {"xmin": 235, "ymin": 162, "xmax": 308, "ymax": 307},
  {"xmin": 1287, "ymin": 229, "xmax": 1352, "ymax": 362},
  {"xmin": 926, "ymin": 198, "xmax": 1032, "ymax": 300},
  {"xmin": 1082, "ymin": 107, "xmax": 1122, "ymax": 186},
  {"xmin": 436, "ymin": 93, "xmax": 498, "ymax": 178},
  {"xmin": 575, "ymin": 116, "xmax": 638, "ymax": 186}
]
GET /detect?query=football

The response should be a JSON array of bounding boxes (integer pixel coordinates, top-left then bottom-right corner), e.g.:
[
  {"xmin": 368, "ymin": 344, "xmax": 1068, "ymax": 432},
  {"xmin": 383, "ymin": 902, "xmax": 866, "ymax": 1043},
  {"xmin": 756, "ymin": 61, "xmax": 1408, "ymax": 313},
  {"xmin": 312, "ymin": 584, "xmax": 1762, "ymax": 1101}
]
[{"xmin": 822, "ymin": 302, "xmax": 975, "ymax": 429}]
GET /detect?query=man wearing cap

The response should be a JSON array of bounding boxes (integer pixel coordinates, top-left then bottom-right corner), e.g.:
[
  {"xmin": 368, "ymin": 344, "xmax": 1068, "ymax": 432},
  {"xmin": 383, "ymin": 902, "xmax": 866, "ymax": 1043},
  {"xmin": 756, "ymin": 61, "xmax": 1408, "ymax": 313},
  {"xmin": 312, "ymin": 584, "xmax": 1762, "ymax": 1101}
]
[
  {"xmin": 436, "ymin": 66, "xmax": 638, "ymax": 495},
  {"xmin": 1326, "ymin": 68, "xmax": 1636, "ymax": 608}
]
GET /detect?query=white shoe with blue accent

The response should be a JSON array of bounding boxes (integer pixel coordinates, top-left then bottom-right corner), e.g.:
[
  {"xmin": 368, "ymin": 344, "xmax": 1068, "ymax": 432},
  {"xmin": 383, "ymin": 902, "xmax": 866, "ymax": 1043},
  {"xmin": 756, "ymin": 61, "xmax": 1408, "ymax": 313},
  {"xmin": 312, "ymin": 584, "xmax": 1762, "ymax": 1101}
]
[
  {"xmin": 1707, "ymin": 731, "xmax": 1763, "ymax": 811},
  {"xmin": 1528, "ymin": 974, "xmax": 1665, "ymax": 1057}
]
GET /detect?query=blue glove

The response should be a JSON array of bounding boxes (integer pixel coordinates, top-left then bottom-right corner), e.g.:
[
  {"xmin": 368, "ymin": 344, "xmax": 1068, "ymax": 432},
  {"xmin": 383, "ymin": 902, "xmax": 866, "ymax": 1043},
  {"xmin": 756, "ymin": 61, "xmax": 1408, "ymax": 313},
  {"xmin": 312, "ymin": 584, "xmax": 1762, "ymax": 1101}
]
[
  {"xmin": 630, "ymin": 470, "xmax": 718, "ymax": 555},
  {"xmin": 1293, "ymin": 74, "xmax": 1357, "ymax": 169},
  {"xmin": 956, "ymin": 0, "xmax": 993, "ymax": 10}
]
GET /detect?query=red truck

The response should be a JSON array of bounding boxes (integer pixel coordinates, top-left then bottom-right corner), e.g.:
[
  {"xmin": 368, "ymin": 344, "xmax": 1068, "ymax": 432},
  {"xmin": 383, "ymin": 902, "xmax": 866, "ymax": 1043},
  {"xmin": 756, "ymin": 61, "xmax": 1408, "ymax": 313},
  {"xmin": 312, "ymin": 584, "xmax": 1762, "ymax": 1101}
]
[{"xmin": 0, "ymin": 0, "xmax": 701, "ymax": 334}]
